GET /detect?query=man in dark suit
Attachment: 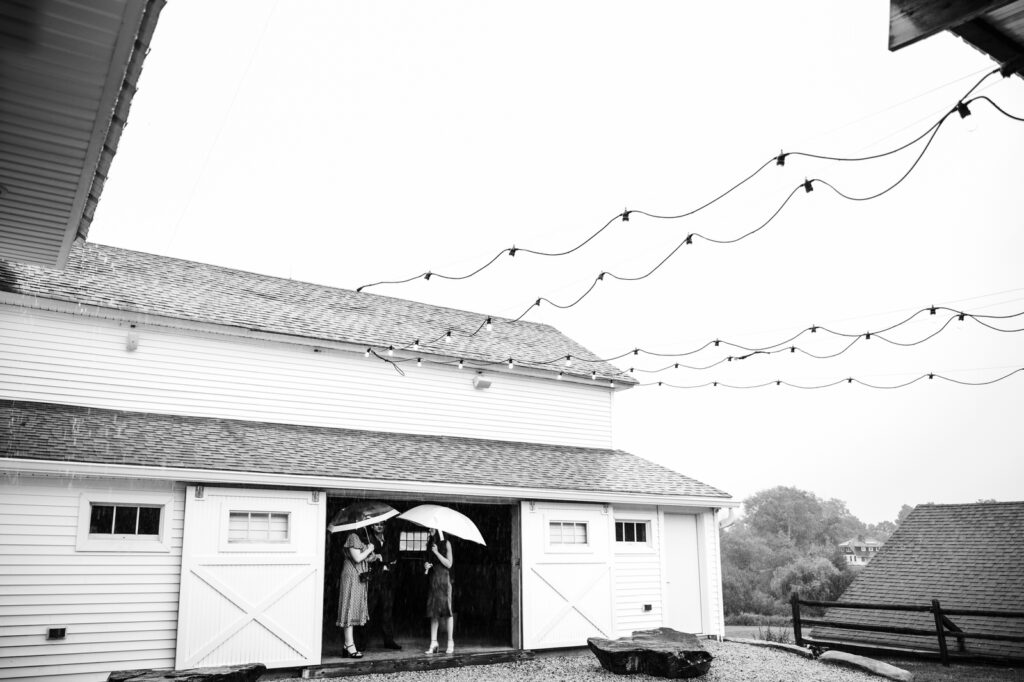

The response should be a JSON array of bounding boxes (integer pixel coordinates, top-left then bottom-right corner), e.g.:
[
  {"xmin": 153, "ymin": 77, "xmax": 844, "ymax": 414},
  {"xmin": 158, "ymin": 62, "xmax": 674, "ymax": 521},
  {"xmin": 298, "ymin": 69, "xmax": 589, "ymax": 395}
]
[{"xmin": 363, "ymin": 519, "xmax": 401, "ymax": 649}]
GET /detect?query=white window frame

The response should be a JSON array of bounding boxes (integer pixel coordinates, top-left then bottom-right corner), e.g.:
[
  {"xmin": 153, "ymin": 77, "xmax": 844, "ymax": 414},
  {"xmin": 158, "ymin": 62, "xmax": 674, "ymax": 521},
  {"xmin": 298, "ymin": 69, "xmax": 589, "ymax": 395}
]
[
  {"xmin": 227, "ymin": 510, "xmax": 291, "ymax": 544},
  {"xmin": 614, "ymin": 517, "xmax": 656, "ymax": 554},
  {"xmin": 218, "ymin": 502, "xmax": 296, "ymax": 553},
  {"xmin": 399, "ymin": 530, "xmax": 429, "ymax": 552},
  {"xmin": 544, "ymin": 518, "xmax": 593, "ymax": 554},
  {"xmin": 76, "ymin": 491, "xmax": 173, "ymax": 553}
]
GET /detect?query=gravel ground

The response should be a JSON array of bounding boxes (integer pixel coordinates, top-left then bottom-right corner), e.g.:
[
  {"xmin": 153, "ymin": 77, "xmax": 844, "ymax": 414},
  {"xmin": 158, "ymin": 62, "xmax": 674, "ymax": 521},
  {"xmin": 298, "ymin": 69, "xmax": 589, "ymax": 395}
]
[{"xmin": 277, "ymin": 640, "xmax": 884, "ymax": 681}]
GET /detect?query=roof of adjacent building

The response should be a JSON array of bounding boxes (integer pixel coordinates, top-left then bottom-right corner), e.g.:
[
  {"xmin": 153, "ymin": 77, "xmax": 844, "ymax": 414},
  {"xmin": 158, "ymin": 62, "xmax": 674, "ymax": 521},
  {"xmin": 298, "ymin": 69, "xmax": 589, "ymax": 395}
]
[
  {"xmin": 0, "ymin": 241, "xmax": 630, "ymax": 382},
  {"xmin": 1, "ymin": 400, "xmax": 730, "ymax": 501},
  {"xmin": 813, "ymin": 502, "xmax": 1024, "ymax": 659},
  {"xmin": 0, "ymin": 0, "xmax": 165, "ymax": 267}
]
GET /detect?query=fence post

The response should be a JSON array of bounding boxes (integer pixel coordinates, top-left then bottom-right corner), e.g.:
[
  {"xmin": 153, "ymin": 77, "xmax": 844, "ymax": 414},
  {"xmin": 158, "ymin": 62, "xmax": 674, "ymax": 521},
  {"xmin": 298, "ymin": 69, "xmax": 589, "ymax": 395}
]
[
  {"xmin": 932, "ymin": 599, "xmax": 949, "ymax": 666},
  {"xmin": 790, "ymin": 592, "xmax": 803, "ymax": 647}
]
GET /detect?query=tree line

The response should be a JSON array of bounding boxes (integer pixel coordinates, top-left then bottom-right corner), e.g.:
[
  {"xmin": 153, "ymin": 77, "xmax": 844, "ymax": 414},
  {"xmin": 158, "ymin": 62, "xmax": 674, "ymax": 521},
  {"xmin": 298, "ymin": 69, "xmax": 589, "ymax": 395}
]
[{"xmin": 720, "ymin": 485, "xmax": 912, "ymax": 618}]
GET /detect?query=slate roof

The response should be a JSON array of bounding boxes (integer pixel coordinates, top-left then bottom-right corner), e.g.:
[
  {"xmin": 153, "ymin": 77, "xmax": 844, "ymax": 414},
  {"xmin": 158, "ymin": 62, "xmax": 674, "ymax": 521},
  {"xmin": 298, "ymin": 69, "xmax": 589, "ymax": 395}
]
[
  {"xmin": 0, "ymin": 242, "xmax": 630, "ymax": 382},
  {"xmin": 812, "ymin": 502, "xmax": 1024, "ymax": 660},
  {"xmin": 0, "ymin": 400, "xmax": 730, "ymax": 501}
]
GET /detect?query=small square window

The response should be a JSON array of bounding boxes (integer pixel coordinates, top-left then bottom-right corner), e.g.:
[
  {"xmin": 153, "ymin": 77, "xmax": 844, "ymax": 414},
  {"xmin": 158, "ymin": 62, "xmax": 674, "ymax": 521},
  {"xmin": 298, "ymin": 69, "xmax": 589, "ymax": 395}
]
[
  {"xmin": 615, "ymin": 521, "xmax": 648, "ymax": 544},
  {"xmin": 549, "ymin": 521, "xmax": 588, "ymax": 545},
  {"xmin": 400, "ymin": 530, "xmax": 428, "ymax": 551},
  {"xmin": 228, "ymin": 511, "xmax": 290, "ymax": 543}
]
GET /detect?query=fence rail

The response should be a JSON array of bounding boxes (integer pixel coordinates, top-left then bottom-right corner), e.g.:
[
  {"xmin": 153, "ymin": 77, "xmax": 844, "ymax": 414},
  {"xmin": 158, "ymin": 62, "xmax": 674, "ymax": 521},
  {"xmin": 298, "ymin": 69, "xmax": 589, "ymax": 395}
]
[{"xmin": 790, "ymin": 593, "xmax": 1024, "ymax": 666}]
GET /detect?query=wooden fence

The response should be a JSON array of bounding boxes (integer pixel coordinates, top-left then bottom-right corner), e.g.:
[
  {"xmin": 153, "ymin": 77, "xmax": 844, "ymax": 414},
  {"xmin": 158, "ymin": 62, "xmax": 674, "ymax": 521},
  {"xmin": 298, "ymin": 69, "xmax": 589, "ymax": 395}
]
[{"xmin": 790, "ymin": 593, "xmax": 1024, "ymax": 666}]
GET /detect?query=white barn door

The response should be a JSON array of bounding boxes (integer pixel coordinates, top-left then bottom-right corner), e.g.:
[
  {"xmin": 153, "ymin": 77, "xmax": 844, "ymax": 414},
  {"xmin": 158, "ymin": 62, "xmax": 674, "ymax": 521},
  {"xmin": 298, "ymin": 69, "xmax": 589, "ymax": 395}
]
[
  {"xmin": 521, "ymin": 502, "xmax": 613, "ymax": 648},
  {"xmin": 662, "ymin": 513, "xmax": 704, "ymax": 634},
  {"xmin": 175, "ymin": 486, "xmax": 325, "ymax": 669}
]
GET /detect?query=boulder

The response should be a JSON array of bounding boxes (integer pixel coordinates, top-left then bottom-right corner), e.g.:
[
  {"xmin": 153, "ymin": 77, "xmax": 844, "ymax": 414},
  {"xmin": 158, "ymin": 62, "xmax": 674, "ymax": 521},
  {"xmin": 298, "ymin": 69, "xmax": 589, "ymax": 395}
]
[
  {"xmin": 587, "ymin": 627, "xmax": 713, "ymax": 678},
  {"xmin": 107, "ymin": 663, "xmax": 267, "ymax": 682}
]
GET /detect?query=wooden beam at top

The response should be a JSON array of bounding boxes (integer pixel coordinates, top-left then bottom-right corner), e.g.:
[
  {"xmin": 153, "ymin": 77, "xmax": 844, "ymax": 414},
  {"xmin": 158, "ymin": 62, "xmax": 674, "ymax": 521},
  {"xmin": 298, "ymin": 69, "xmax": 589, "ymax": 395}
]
[{"xmin": 889, "ymin": 0, "xmax": 1017, "ymax": 50}]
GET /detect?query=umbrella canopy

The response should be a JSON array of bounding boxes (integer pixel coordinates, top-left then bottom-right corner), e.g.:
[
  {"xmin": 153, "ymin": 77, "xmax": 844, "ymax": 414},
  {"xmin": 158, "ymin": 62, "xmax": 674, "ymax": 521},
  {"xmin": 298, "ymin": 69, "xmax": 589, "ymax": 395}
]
[
  {"xmin": 398, "ymin": 504, "xmax": 487, "ymax": 545},
  {"xmin": 328, "ymin": 500, "xmax": 399, "ymax": 533}
]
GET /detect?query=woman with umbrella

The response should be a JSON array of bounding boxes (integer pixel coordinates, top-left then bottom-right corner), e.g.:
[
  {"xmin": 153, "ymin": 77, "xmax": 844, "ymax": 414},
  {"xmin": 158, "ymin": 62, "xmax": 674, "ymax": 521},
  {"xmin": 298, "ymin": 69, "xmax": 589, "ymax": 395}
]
[
  {"xmin": 332, "ymin": 503, "xmax": 394, "ymax": 658},
  {"xmin": 423, "ymin": 527, "xmax": 454, "ymax": 654},
  {"xmin": 399, "ymin": 504, "xmax": 486, "ymax": 655}
]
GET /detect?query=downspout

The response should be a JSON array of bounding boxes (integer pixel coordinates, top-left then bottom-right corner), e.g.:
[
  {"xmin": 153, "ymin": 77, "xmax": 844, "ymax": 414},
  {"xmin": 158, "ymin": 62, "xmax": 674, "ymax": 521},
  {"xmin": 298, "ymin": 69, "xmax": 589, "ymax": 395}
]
[{"xmin": 717, "ymin": 507, "xmax": 737, "ymax": 529}]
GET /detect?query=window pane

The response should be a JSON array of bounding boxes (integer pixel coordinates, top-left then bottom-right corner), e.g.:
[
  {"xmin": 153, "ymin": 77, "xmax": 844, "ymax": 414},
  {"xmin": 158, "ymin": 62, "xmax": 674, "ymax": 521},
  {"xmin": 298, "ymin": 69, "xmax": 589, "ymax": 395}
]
[
  {"xmin": 636, "ymin": 523, "xmax": 647, "ymax": 543},
  {"xmin": 625, "ymin": 523, "xmax": 636, "ymax": 542},
  {"xmin": 615, "ymin": 523, "xmax": 623, "ymax": 542},
  {"xmin": 250, "ymin": 513, "xmax": 269, "ymax": 540},
  {"xmin": 574, "ymin": 523, "xmax": 587, "ymax": 544},
  {"xmin": 113, "ymin": 506, "xmax": 139, "ymax": 534},
  {"xmin": 89, "ymin": 505, "xmax": 114, "ymax": 534},
  {"xmin": 269, "ymin": 513, "xmax": 289, "ymax": 541},
  {"xmin": 138, "ymin": 507, "xmax": 161, "ymax": 535}
]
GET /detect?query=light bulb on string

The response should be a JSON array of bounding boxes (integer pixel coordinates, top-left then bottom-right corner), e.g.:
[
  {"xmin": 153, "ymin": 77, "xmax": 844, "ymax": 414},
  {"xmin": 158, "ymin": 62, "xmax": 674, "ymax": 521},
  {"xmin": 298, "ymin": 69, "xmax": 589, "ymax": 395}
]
[
  {"xmin": 485, "ymin": 317, "xmax": 493, "ymax": 332},
  {"xmin": 364, "ymin": 348, "xmax": 370, "ymax": 358},
  {"xmin": 387, "ymin": 345, "xmax": 394, "ymax": 356},
  {"xmin": 565, "ymin": 355, "xmax": 572, "ymax": 367},
  {"xmin": 508, "ymin": 358, "xmax": 514, "ymax": 369},
  {"xmin": 413, "ymin": 339, "xmax": 420, "ymax": 351},
  {"xmin": 417, "ymin": 358, "xmax": 422, "ymax": 367},
  {"xmin": 445, "ymin": 331, "xmax": 452, "ymax": 344},
  {"xmin": 458, "ymin": 359, "xmax": 464, "ymax": 369}
]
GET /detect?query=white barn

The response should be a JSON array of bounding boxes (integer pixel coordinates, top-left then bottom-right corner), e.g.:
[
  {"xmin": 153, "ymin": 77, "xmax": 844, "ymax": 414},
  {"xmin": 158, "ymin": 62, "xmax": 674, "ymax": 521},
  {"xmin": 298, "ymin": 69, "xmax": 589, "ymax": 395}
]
[{"xmin": 0, "ymin": 242, "xmax": 735, "ymax": 681}]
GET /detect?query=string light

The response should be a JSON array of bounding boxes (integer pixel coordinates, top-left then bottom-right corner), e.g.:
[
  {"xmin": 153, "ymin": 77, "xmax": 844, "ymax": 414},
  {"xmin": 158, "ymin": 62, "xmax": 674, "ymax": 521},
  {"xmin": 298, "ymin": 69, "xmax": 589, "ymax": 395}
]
[
  {"xmin": 413, "ymin": 339, "xmax": 420, "ymax": 351},
  {"xmin": 508, "ymin": 358, "xmax": 514, "ymax": 369},
  {"xmin": 417, "ymin": 358, "xmax": 422, "ymax": 367},
  {"xmin": 387, "ymin": 345, "xmax": 394, "ymax": 356},
  {"xmin": 458, "ymin": 359, "xmax": 463, "ymax": 369},
  {"xmin": 591, "ymin": 371, "xmax": 597, "ymax": 380},
  {"xmin": 633, "ymin": 367, "xmax": 1024, "ymax": 389},
  {"xmin": 486, "ymin": 317, "xmax": 493, "ymax": 331},
  {"xmin": 445, "ymin": 331, "xmax": 452, "ymax": 344},
  {"xmin": 565, "ymin": 355, "xmax": 572, "ymax": 367},
  {"xmin": 364, "ymin": 348, "xmax": 370, "ymax": 357},
  {"xmin": 355, "ymin": 69, "xmax": 1016, "ymax": 301},
  {"xmin": 557, "ymin": 371, "xmax": 564, "ymax": 379}
]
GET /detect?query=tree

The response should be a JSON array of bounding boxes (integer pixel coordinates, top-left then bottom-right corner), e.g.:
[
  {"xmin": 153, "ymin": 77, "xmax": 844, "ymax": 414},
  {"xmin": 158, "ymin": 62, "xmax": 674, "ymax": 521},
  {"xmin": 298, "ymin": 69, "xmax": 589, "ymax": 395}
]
[
  {"xmin": 770, "ymin": 556, "xmax": 841, "ymax": 602},
  {"xmin": 895, "ymin": 504, "xmax": 914, "ymax": 526},
  {"xmin": 743, "ymin": 486, "xmax": 825, "ymax": 548}
]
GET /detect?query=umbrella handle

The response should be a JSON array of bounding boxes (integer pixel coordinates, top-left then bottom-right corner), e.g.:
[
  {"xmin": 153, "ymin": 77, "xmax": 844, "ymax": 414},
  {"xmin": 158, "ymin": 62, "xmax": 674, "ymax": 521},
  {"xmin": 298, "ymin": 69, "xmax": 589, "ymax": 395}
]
[{"xmin": 437, "ymin": 529, "xmax": 444, "ymax": 542}]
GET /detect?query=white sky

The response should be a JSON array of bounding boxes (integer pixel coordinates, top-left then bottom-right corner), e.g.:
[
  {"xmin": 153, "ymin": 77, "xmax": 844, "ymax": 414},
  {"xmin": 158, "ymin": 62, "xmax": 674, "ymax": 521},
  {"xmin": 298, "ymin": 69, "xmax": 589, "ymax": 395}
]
[{"xmin": 93, "ymin": 0, "xmax": 1024, "ymax": 524}]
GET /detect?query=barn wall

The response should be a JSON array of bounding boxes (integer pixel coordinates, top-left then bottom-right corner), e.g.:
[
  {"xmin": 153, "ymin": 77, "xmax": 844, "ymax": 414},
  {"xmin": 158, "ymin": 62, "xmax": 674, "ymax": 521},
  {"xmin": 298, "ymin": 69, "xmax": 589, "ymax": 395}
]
[
  {"xmin": 0, "ymin": 474, "xmax": 184, "ymax": 682},
  {"xmin": 611, "ymin": 507, "xmax": 663, "ymax": 635},
  {"xmin": 0, "ymin": 305, "xmax": 614, "ymax": 448}
]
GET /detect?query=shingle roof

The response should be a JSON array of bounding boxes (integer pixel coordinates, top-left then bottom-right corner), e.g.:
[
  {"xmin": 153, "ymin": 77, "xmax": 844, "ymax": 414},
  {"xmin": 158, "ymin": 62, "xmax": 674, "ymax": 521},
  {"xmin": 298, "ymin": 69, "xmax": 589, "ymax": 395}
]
[
  {"xmin": 0, "ymin": 400, "xmax": 730, "ymax": 500},
  {"xmin": 0, "ymin": 242, "xmax": 629, "ymax": 381},
  {"xmin": 812, "ymin": 502, "xmax": 1024, "ymax": 659}
]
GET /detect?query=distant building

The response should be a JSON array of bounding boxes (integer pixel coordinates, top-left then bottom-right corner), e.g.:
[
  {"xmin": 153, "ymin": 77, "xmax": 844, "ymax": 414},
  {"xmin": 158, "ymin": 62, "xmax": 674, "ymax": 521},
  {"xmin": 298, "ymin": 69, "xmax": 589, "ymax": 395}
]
[{"xmin": 838, "ymin": 537, "xmax": 883, "ymax": 565}]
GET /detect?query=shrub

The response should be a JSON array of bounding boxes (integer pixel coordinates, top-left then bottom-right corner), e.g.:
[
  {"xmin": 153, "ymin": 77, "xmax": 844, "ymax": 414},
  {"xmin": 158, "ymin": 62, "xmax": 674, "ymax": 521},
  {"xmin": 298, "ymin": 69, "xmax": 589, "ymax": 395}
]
[
  {"xmin": 724, "ymin": 612, "xmax": 791, "ymax": 627},
  {"xmin": 758, "ymin": 621, "xmax": 793, "ymax": 644}
]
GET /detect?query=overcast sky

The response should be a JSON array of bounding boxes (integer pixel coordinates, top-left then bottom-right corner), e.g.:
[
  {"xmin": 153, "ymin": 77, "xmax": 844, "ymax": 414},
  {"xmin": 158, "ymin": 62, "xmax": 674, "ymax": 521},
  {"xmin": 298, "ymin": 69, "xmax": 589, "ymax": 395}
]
[{"xmin": 92, "ymin": 0, "xmax": 1024, "ymax": 524}]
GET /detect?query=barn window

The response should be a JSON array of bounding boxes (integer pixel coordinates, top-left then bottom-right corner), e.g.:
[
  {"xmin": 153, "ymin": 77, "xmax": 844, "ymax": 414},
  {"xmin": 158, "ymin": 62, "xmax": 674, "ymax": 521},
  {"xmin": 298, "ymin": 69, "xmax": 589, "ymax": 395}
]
[
  {"xmin": 615, "ymin": 521, "xmax": 648, "ymax": 544},
  {"xmin": 549, "ymin": 521, "xmax": 588, "ymax": 545},
  {"xmin": 228, "ymin": 511, "xmax": 290, "ymax": 543},
  {"xmin": 89, "ymin": 504, "xmax": 161, "ymax": 536},
  {"xmin": 400, "ymin": 530, "xmax": 429, "ymax": 551},
  {"xmin": 76, "ymin": 490, "xmax": 174, "ymax": 553}
]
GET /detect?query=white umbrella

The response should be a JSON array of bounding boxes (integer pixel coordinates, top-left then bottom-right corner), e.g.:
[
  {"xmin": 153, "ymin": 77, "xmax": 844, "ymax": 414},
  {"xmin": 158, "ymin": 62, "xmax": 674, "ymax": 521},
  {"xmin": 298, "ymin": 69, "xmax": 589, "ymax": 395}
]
[{"xmin": 398, "ymin": 504, "xmax": 487, "ymax": 545}]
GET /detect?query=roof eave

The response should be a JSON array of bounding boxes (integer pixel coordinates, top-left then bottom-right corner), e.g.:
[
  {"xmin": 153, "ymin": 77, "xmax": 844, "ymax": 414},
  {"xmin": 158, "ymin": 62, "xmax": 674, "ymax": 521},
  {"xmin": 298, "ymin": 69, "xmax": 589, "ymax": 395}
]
[{"xmin": 0, "ymin": 457, "xmax": 737, "ymax": 509}]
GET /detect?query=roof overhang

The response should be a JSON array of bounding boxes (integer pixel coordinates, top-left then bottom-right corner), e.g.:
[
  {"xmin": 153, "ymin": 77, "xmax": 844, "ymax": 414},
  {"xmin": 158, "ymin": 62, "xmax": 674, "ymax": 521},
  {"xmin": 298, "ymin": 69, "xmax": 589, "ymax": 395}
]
[
  {"xmin": 889, "ymin": 0, "xmax": 1024, "ymax": 78},
  {"xmin": 0, "ymin": 0, "xmax": 165, "ymax": 268},
  {"xmin": 1, "ymin": 458, "xmax": 739, "ymax": 509}
]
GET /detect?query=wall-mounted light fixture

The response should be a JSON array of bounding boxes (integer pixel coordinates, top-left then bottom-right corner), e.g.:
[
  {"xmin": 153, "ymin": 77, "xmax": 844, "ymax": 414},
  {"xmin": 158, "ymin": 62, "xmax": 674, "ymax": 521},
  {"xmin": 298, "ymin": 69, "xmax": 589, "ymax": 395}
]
[
  {"xmin": 126, "ymin": 325, "xmax": 139, "ymax": 352},
  {"xmin": 472, "ymin": 372, "xmax": 492, "ymax": 390}
]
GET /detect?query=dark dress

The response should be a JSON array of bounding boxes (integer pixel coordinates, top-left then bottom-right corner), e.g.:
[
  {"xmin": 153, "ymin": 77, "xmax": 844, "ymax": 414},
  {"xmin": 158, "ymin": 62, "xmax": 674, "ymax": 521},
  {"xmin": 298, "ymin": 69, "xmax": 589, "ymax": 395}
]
[
  {"xmin": 425, "ymin": 538, "xmax": 453, "ymax": 618},
  {"xmin": 337, "ymin": 532, "xmax": 369, "ymax": 627}
]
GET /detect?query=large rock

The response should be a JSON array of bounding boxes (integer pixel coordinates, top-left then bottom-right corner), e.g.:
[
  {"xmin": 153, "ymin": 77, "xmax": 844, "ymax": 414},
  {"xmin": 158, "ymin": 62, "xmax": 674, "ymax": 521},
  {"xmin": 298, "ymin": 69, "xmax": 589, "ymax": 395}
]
[
  {"xmin": 819, "ymin": 651, "xmax": 914, "ymax": 681},
  {"xmin": 107, "ymin": 663, "xmax": 267, "ymax": 682},
  {"xmin": 587, "ymin": 627, "xmax": 713, "ymax": 678}
]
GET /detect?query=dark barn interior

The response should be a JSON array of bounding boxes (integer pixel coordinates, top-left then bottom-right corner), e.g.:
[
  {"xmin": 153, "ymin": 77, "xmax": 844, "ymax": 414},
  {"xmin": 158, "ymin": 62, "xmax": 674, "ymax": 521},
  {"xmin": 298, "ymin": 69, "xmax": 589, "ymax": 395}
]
[{"xmin": 322, "ymin": 498, "xmax": 514, "ymax": 658}]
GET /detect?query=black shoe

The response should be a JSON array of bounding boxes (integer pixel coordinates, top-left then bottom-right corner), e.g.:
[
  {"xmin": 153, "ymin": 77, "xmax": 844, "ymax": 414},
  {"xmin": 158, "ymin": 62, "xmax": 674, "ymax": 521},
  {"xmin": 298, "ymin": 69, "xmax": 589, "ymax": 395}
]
[
  {"xmin": 343, "ymin": 644, "xmax": 363, "ymax": 658},
  {"xmin": 384, "ymin": 641, "xmax": 402, "ymax": 650}
]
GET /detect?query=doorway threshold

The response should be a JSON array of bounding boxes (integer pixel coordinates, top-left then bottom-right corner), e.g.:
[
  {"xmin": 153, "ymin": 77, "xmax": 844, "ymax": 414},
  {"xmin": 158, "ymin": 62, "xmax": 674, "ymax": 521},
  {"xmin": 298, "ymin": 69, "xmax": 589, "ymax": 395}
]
[{"xmin": 302, "ymin": 647, "xmax": 531, "ymax": 678}]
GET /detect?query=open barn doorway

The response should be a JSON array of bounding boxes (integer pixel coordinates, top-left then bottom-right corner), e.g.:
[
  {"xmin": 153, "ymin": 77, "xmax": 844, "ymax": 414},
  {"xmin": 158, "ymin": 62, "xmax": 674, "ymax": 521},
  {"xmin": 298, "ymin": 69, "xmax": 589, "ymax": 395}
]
[{"xmin": 321, "ymin": 497, "xmax": 516, "ymax": 661}]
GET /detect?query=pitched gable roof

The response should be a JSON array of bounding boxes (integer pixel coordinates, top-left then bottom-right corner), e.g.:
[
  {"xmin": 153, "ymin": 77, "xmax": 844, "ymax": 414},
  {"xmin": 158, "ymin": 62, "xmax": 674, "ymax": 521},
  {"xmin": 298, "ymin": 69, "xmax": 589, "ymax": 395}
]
[
  {"xmin": 813, "ymin": 502, "xmax": 1024, "ymax": 659},
  {"xmin": 0, "ymin": 242, "xmax": 630, "ymax": 382},
  {"xmin": 0, "ymin": 400, "xmax": 730, "ymax": 502}
]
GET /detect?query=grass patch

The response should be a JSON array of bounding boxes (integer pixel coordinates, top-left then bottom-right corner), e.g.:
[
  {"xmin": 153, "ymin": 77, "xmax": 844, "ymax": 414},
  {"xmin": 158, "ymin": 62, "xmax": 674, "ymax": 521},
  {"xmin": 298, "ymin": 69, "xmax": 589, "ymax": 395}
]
[{"xmin": 877, "ymin": 657, "xmax": 1023, "ymax": 682}]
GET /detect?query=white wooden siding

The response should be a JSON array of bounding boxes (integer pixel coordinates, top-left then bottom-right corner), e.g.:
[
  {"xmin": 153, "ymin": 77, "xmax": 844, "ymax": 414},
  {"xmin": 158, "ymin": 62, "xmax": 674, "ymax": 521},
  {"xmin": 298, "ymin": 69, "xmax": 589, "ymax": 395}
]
[
  {"xmin": 0, "ymin": 474, "xmax": 184, "ymax": 682},
  {"xmin": 703, "ymin": 510, "xmax": 726, "ymax": 637},
  {"xmin": 611, "ymin": 508, "xmax": 663, "ymax": 636},
  {"xmin": 0, "ymin": 306, "xmax": 613, "ymax": 448}
]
